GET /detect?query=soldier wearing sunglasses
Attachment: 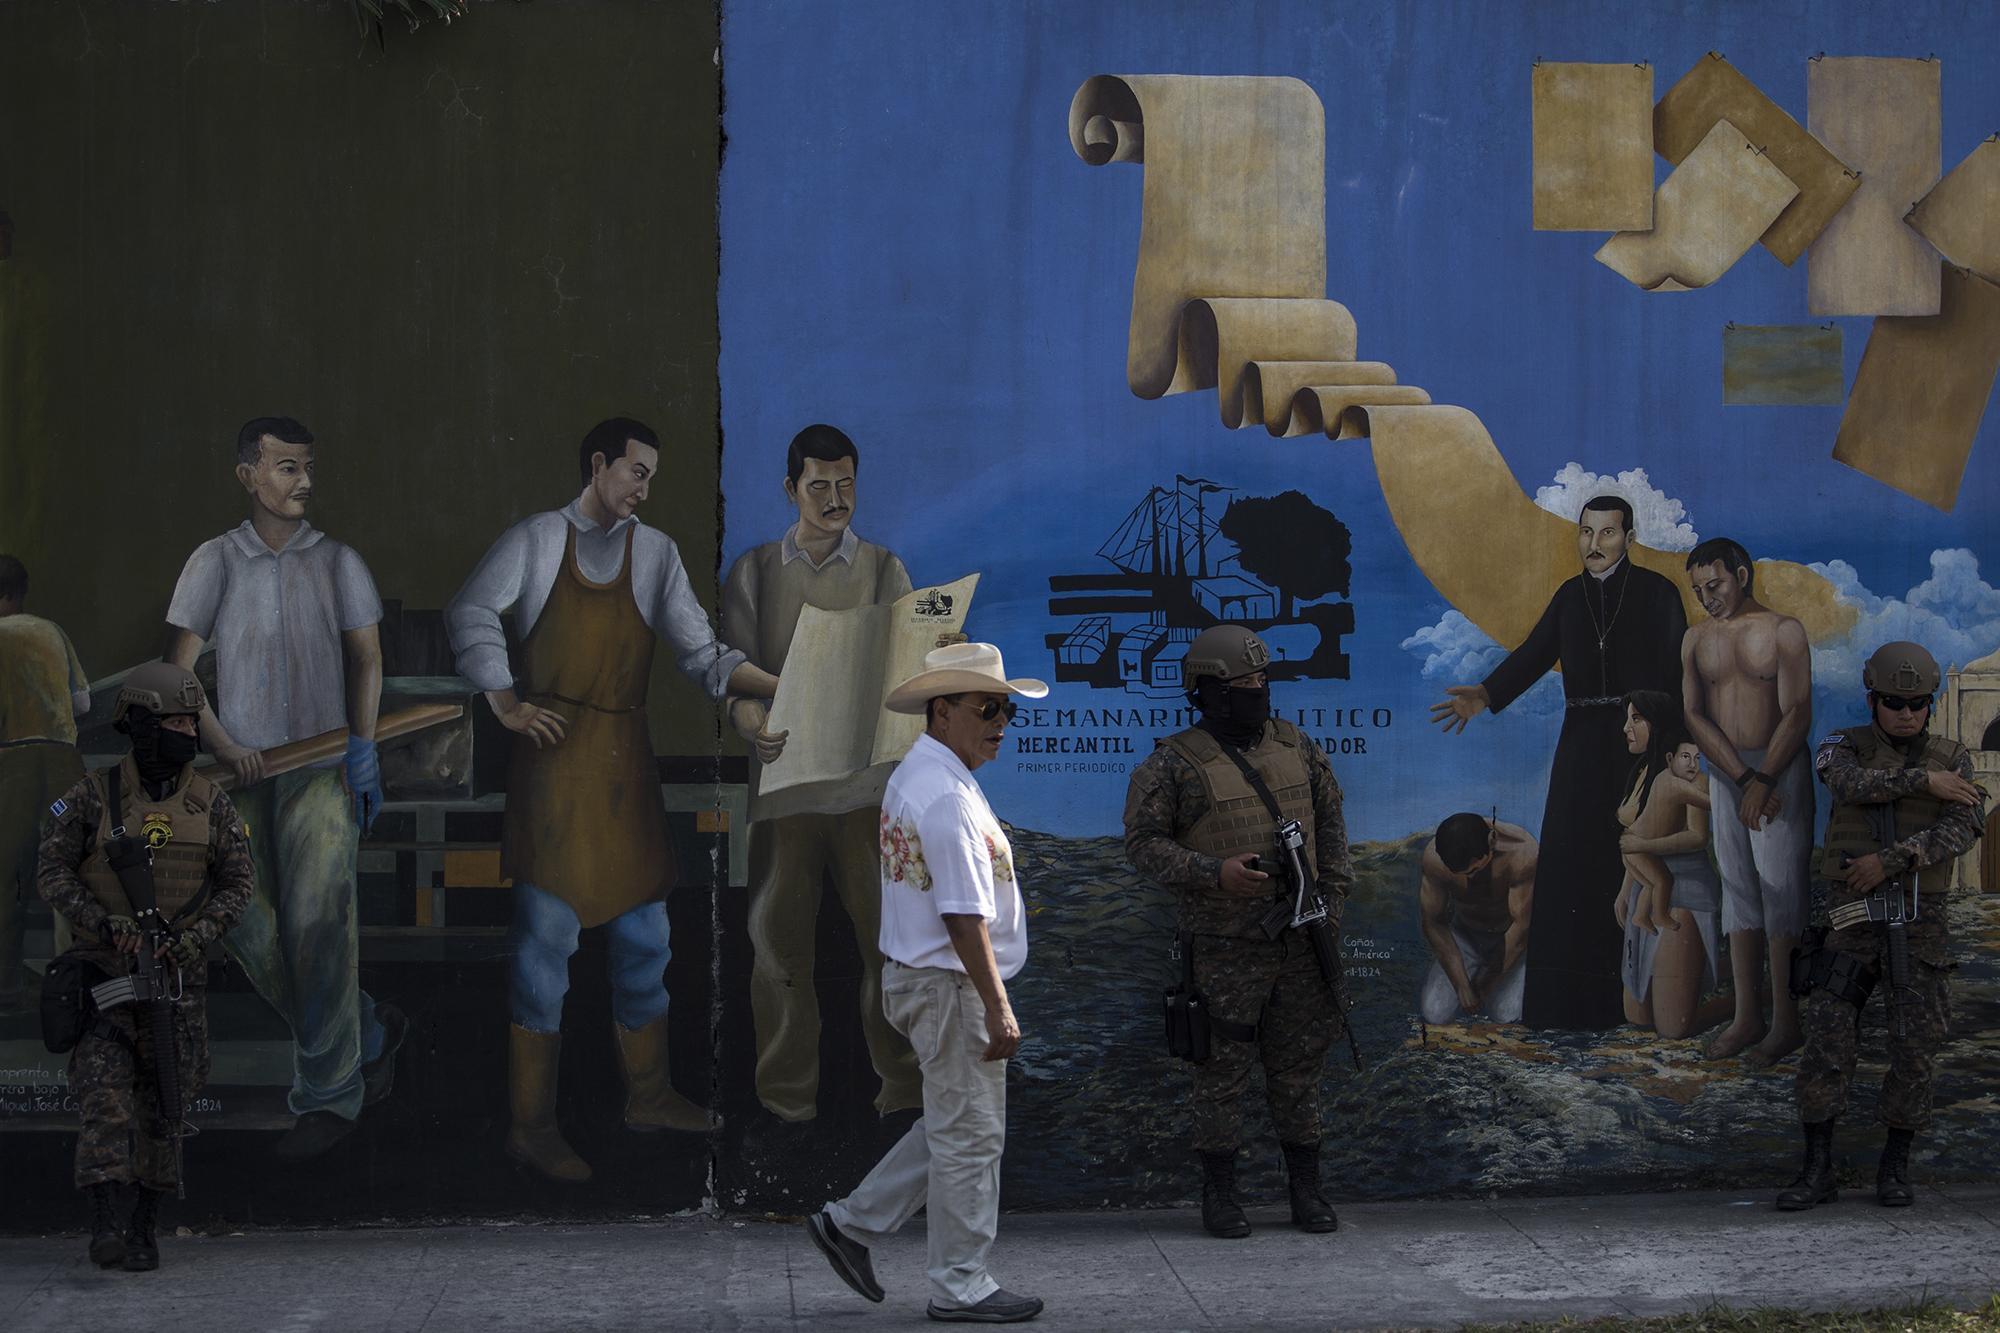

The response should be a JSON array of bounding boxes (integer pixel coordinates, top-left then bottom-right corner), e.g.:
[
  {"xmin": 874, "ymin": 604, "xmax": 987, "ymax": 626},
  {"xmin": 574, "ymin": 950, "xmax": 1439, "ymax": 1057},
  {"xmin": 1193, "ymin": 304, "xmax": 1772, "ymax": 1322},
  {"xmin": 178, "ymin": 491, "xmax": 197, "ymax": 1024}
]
[{"xmin": 1781, "ymin": 641, "xmax": 1986, "ymax": 1213}]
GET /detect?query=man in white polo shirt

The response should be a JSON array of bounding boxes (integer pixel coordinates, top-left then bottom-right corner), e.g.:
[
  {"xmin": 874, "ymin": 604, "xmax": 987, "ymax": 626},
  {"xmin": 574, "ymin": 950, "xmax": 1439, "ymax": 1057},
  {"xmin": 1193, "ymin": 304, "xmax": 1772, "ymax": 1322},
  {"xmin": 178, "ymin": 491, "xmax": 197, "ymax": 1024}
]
[{"xmin": 805, "ymin": 643, "xmax": 1045, "ymax": 1325}]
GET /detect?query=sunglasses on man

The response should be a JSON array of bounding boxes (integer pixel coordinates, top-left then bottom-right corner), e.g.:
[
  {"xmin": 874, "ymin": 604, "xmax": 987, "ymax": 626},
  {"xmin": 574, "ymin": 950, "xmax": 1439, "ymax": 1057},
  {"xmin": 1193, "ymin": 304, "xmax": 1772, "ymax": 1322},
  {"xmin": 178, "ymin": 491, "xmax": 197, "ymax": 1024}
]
[
  {"xmin": 1876, "ymin": 694, "xmax": 1932, "ymax": 713},
  {"xmin": 950, "ymin": 695, "xmax": 1019, "ymax": 723}
]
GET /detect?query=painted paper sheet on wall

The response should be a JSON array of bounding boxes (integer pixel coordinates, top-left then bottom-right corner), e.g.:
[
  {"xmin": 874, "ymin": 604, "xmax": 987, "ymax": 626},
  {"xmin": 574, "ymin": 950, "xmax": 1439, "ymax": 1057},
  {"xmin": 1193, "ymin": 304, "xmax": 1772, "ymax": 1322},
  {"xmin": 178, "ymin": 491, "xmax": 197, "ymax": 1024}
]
[
  {"xmin": 1531, "ymin": 61, "xmax": 1654, "ymax": 231},
  {"xmin": 761, "ymin": 574, "xmax": 978, "ymax": 793},
  {"xmin": 1909, "ymin": 138, "xmax": 2000, "ymax": 286},
  {"xmin": 1068, "ymin": 75, "xmax": 1329, "ymax": 399},
  {"xmin": 1722, "ymin": 324, "xmax": 1844, "ymax": 405},
  {"xmin": 1835, "ymin": 264, "xmax": 2000, "ymax": 511},
  {"xmin": 1071, "ymin": 72, "xmax": 1856, "ymax": 650},
  {"xmin": 1807, "ymin": 56, "xmax": 1942, "ymax": 317},
  {"xmin": 1654, "ymin": 53, "xmax": 1859, "ymax": 266},
  {"xmin": 1594, "ymin": 121, "xmax": 1799, "ymax": 291}
]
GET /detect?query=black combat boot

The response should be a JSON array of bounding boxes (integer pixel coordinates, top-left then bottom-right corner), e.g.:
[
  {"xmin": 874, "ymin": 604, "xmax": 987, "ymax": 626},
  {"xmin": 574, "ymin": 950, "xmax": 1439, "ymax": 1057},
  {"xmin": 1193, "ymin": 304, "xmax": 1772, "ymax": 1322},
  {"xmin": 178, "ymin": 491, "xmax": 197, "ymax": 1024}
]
[
  {"xmin": 1281, "ymin": 1142, "xmax": 1339, "ymax": 1233},
  {"xmin": 122, "ymin": 1186, "xmax": 161, "ymax": 1272},
  {"xmin": 1198, "ymin": 1151, "xmax": 1251, "ymax": 1238},
  {"xmin": 1876, "ymin": 1127, "xmax": 1916, "ymax": 1207},
  {"xmin": 1775, "ymin": 1119, "xmax": 1838, "ymax": 1211},
  {"xmin": 86, "ymin": 1184, "xmax": 124, "ymax": 1268}
]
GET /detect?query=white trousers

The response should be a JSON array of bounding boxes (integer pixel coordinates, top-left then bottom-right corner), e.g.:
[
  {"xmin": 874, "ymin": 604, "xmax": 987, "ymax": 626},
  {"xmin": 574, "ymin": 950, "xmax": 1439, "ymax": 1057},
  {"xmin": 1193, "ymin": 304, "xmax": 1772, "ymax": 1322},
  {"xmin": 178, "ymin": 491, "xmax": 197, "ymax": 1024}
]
[{"xmin": 827, "ymin": 961, "xmax": 1007, "ymax": 1308}]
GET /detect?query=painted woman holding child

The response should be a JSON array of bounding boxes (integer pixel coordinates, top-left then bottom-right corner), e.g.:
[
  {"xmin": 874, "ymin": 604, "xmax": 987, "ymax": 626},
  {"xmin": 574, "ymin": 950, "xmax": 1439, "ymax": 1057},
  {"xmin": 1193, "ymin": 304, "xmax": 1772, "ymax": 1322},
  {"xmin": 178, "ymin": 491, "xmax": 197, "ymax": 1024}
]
[{"xmin": 1613, "ymin": 689, "xmax": 1729, "ymax": 1039}]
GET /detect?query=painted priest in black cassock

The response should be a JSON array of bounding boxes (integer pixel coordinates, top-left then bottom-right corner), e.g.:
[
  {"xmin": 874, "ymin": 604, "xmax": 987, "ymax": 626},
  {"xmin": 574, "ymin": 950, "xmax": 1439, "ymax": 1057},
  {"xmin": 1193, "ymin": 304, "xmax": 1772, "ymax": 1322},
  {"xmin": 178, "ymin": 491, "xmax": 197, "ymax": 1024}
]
[{"xmin": 1431, "ymin": 496, "xmax": 1687, "ymax": 1030}]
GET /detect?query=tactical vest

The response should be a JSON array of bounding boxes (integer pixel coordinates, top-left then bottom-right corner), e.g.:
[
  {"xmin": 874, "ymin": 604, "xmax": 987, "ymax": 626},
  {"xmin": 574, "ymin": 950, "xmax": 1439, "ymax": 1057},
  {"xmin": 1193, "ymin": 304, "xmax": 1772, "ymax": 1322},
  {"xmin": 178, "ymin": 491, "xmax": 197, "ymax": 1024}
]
[
  {"xmin": 1160, "ymin": 720, "xmax": 1319, "ymax": 935},
  {"xmin": 79, "ymin": 758, "xmax": 221, "ymax": 922},
  {"xmin": 1818, "ymin": 723, "xmax": 1965, "ymax": 902}
]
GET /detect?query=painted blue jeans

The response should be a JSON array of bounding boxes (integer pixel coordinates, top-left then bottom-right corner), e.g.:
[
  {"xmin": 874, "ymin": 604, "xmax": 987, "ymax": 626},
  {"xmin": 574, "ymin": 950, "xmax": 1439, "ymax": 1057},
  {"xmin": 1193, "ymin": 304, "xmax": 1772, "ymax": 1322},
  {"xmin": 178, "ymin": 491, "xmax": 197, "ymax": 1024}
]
[
  {"xmin": 226, "ymin": 767, "xmax": 386, "ymax": 1121},
  {"xmin": 508, "ymin": 882, "xmax": 672, "ymax": 1033}
]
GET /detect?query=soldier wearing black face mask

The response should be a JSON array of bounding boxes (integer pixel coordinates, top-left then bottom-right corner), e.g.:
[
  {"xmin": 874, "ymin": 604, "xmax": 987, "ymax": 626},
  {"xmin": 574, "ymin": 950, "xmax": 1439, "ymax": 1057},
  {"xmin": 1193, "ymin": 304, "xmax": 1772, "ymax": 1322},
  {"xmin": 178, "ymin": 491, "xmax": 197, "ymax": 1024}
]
[
  {"xmin": 36, "ymin": 662, "xmax": 253, "ymax": 1271},
  {"xmin": 1122, "ymin": 625, "xmax": 1354, "ymax": 1240}
]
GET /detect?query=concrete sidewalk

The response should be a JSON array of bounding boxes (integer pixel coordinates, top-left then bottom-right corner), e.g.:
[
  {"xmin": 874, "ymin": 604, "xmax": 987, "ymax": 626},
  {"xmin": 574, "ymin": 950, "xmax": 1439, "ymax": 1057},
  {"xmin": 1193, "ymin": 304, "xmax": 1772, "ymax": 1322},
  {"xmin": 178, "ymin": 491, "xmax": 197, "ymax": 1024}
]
[{"xmin": 2, "ymin": 1186, "xmax": 1997, "ymax": 1331}]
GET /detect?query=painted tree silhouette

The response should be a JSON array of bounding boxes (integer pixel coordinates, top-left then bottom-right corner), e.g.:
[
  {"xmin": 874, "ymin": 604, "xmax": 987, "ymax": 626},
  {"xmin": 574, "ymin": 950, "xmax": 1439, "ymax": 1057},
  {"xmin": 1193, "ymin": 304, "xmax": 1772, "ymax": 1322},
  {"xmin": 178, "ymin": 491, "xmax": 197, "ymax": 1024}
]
[{"xmin": 1217, "ymin": 491, "xmax": 1352, "ymax": 620}]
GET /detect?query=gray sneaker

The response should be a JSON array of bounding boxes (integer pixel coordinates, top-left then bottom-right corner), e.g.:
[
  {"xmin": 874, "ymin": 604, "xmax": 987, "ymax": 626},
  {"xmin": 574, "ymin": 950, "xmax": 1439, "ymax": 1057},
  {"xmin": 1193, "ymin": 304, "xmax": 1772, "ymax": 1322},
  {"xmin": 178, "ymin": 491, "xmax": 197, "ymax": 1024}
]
[
  {"xmin": 805, "ymin": 1211, "xmax": 884, "ymax": 1303},
  {"xmin": 927, "ymin": 1289, "xmax": 1045, "ymax": 1323}
]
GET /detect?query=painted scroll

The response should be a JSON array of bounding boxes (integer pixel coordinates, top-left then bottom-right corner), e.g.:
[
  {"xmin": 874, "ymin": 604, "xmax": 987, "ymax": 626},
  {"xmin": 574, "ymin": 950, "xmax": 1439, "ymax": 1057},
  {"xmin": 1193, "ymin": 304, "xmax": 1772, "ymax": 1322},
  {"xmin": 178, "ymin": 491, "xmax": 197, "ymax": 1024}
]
[
  {"xmin": 1532, "ymin": 61, "xmax": 1654, "ymax": 231},
  {"xmin": 1806, "ymin": 56, "xmax": 1942, "ymax": 317},
  {"xmin": 1593, "ymin": 120, "xmax": 1798, "ymax": 291},
  {"xmin": 1654, "ymin": 53, "xmax": 1860, "ymax": 266},
  {"xmin": 1835, "ymin": 264, "xmax": 2000, "ymax": 512},
  {"xmin": 1068, "ymin": 75, "xmax": 1330, "ymax": 401},
  {"xmin": 1069, "ymin": 73, "xmax": 1858, "ymax": 649}
]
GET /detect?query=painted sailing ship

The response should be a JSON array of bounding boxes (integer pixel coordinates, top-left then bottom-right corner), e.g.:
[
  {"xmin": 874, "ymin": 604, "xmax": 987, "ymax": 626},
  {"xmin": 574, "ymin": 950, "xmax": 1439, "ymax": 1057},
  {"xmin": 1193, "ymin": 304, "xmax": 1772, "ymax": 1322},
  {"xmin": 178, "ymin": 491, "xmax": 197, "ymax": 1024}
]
[{"xmin": 1044, "ymin": 476, "xmax": 1354, "ymax": 696}]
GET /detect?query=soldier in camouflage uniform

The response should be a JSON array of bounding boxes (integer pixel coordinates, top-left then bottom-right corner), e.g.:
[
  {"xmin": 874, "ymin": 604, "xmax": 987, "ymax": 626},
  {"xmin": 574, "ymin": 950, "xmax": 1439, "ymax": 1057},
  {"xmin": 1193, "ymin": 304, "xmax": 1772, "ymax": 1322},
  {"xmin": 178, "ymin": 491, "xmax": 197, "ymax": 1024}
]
[
  {"xmin": 1123, "ymin": 625, "xmax": 1352, "ymax": 1239},
  {"xmin": 36, "ymin": 662, "xmax": 253, "ymax": 1271},
  {"xmin": 1777, "ymin": 642, "xmax": 1986, "ymax": 1213}
]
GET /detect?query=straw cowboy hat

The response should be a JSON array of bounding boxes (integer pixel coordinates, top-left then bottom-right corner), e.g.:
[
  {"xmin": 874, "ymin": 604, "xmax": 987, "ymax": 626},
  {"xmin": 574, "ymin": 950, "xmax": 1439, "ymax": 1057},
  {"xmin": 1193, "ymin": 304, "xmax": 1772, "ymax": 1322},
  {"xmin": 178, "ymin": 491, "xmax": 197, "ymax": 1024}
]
[{"xmin": 884, "ymin": 642, "xmax": 1050, "ymax": 715}]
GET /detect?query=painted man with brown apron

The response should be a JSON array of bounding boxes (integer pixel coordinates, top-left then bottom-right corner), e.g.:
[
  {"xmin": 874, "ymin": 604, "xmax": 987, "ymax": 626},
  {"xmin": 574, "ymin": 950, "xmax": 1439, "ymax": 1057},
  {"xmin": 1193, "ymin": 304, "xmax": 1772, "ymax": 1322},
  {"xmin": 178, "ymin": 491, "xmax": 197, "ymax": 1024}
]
[{"xmin": 448, "ymin": 418, "xmax": 777, "ymax": 1182}]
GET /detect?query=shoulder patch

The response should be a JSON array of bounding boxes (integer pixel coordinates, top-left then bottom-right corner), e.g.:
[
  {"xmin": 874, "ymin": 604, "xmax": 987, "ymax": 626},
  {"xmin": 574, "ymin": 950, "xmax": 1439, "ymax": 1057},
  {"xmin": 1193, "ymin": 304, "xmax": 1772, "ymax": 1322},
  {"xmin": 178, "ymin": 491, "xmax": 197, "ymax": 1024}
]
[{"xmin": 49, "ymin": 798, "xmax": 69, "ymax": 818}]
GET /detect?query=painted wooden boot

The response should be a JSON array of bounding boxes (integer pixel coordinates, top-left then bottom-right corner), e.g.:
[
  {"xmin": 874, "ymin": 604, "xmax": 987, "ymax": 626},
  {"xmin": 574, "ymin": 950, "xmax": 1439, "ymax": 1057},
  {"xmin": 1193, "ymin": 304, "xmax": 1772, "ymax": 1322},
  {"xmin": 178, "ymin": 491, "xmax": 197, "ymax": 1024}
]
[{"xmin": 616, "ymin": 1016, "xmax": 712, "ymax": 1133}]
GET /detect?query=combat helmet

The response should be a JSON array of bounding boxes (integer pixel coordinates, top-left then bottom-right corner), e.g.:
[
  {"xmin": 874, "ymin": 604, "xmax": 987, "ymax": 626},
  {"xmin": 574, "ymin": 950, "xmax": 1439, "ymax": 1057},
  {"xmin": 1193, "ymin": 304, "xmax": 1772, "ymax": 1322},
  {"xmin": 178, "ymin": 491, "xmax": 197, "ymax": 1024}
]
[
  {"xmin": 1862, "ymin": 641, "xmax": 1940, "ymax": 698},
  {"xmin": 112, "ymin": 661, "xmax": 208, "ymax": 726},
  {"xmin": 1183, "ymin": 624, "xmax": 1271, "ymax": 686}
]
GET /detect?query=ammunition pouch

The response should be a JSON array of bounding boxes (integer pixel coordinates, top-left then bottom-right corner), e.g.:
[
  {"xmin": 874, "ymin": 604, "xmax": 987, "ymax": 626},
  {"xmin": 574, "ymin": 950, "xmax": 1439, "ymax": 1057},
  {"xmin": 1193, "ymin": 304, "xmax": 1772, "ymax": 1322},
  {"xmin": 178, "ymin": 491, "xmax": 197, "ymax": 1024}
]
[
  {"xmin": 1164, "ymin": 932, "xmax": 1257, "ymax": 1064},
  {"xmin": 1792, "ymin": 929, "xmax": 1879, "ymax": 1008},
  {"xmin": 39, "ymin": 949, "xmax": 115, "ymax": 1054}
]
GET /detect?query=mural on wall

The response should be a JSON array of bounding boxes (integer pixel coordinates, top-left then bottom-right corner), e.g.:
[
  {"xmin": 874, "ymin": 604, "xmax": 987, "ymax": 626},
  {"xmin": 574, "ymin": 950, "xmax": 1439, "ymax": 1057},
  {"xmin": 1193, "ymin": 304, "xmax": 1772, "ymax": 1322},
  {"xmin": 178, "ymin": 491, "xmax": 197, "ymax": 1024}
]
[
  {"xmin": 716, "ymin": 1, "xmax": 2000, "ymax": 1211},
  {"xmin": 1044, "ymin": 476, "xmax": 1354, "ymax": 695},
  {"xmin": 6, "ymin": 0, "xmax": 2000, "ymax": 1231}
]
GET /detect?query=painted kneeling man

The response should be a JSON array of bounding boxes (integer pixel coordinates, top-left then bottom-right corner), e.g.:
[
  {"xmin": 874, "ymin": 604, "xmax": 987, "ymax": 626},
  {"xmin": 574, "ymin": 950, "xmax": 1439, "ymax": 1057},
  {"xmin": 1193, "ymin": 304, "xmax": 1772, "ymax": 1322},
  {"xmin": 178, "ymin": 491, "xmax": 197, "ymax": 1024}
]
[
  {"xmin": 1681, "ymin": 537, "xmax": 1813, "ymax": 1065},
  {"xmin": 1417, "ymin": 813, "xmax": 1535, "ymax": 1025}
]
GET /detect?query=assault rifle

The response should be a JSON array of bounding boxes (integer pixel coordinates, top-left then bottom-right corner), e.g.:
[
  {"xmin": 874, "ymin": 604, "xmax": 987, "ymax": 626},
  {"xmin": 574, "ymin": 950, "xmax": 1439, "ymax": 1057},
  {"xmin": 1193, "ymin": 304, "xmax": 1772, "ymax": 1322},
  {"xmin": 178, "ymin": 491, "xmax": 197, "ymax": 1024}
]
[
  {"xmin": 1254, "ymin": 819, "xmax": 1363, "ymax": 1072},
  {"xmin": 90, "ymin": 767, "xmax": 190, "ymax": 1199},
  {"xmin": 1829, "ymin": 801, "xmax": 1921, "ymax": 1039}
]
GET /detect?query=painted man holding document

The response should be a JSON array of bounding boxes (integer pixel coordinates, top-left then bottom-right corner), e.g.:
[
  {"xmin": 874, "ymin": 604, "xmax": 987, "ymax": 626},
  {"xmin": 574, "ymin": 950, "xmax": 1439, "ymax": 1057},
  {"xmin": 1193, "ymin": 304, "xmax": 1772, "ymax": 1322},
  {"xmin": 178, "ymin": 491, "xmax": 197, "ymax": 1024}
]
[
  {"xmin": 449, "ymin": 417, "xmax": 779, "ymax": 1183},
  {"xmin": 721, "ymin": 424, "xmax": 927, "ymax": 1123}
]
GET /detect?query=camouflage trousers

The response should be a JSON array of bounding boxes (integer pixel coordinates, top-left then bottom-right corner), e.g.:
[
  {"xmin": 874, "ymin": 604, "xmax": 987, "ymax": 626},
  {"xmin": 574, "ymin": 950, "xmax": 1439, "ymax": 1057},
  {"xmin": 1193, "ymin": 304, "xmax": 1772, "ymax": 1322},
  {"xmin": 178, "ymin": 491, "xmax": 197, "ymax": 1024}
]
[
  {"xmin": 1189, "ymin": 930, "xmax": 1342, "ymax": 1153},
  {"xmin": 69, "ymin": 990, "xmax": 211, "ymax": 1190},
  {"xmin": 1796, "ymin": 926, "xmax": 1951, "ymax": 1130}
]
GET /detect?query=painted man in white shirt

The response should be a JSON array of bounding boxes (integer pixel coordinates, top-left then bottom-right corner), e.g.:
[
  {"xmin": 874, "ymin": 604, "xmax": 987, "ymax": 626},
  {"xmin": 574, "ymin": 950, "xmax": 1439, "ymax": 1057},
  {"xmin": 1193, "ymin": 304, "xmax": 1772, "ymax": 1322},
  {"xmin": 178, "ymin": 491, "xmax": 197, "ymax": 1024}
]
[
  {"xmin": 447, "ymin": 417, "xmax": 778, "ymax": 1184},
  {"xmin": 165, "ymin": 416, "xmax": 404, "ymax": 1161},
  {"xmin": 805, "ymin": 643, "xmax": 1046, "ymax": 1326}
]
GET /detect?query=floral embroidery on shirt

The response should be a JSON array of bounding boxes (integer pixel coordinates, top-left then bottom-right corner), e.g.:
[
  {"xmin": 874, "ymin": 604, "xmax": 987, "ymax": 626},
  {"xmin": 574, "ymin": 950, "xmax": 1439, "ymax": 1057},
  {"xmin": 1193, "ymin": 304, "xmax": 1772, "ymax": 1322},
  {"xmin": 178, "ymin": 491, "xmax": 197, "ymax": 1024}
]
[
  {"xmin": 984, "ymin": 831, "xmax": 1015, "ymax": 884},
  {"xmin": 880, "ymin": 812, "xmax": 932, "ymax": 892}
]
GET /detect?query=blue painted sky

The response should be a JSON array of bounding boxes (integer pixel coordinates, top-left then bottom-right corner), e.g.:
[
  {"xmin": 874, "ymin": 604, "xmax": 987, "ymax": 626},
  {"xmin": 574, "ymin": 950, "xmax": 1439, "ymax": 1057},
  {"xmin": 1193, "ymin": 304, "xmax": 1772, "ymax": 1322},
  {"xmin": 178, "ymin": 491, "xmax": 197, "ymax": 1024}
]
[{"xmin": 718, "ymin": 0, "xmax": 2000, "ymax": 840}]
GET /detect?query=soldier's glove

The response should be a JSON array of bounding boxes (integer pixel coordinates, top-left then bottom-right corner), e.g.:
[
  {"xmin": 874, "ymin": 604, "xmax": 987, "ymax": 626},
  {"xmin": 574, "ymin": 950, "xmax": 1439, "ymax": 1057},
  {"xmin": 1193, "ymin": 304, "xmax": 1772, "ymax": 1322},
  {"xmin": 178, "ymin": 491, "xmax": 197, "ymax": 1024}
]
[
  {"xmin": 101, "ymin": 915, "xmax": 142, "ymax": 947},
  {"xmin": 162, "ymin": 931, "xmax": 207, "ymax": 970}
]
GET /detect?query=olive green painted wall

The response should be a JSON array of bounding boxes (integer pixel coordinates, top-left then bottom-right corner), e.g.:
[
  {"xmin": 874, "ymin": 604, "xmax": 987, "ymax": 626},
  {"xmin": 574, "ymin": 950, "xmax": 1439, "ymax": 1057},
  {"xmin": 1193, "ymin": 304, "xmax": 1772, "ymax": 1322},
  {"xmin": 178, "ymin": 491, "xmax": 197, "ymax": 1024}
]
[{"xmin": 0, "ymin": 0, "xmax": 727, "ymax": 753}]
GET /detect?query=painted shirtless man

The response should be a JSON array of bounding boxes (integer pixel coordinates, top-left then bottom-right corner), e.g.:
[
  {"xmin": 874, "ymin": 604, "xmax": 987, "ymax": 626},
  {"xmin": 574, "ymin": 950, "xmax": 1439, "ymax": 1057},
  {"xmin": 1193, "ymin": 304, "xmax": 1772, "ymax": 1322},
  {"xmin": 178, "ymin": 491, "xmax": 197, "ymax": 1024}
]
[
  {"xmin": 1681, "ymin": 537, "xmax": 1813, "ymax": 1065},
  {"xmin": 1416, "ymin": 813, "xmax": 1537, "ymax": 1024}
]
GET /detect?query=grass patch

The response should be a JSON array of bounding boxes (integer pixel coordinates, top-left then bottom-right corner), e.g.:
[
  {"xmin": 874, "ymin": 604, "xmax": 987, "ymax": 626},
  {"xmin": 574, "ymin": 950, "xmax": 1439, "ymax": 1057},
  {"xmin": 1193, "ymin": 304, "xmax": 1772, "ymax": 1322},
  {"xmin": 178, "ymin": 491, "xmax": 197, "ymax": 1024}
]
[{"xmin": 1460, "ymin": 1293, "xmax": 2000, "ymax": 1332}]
